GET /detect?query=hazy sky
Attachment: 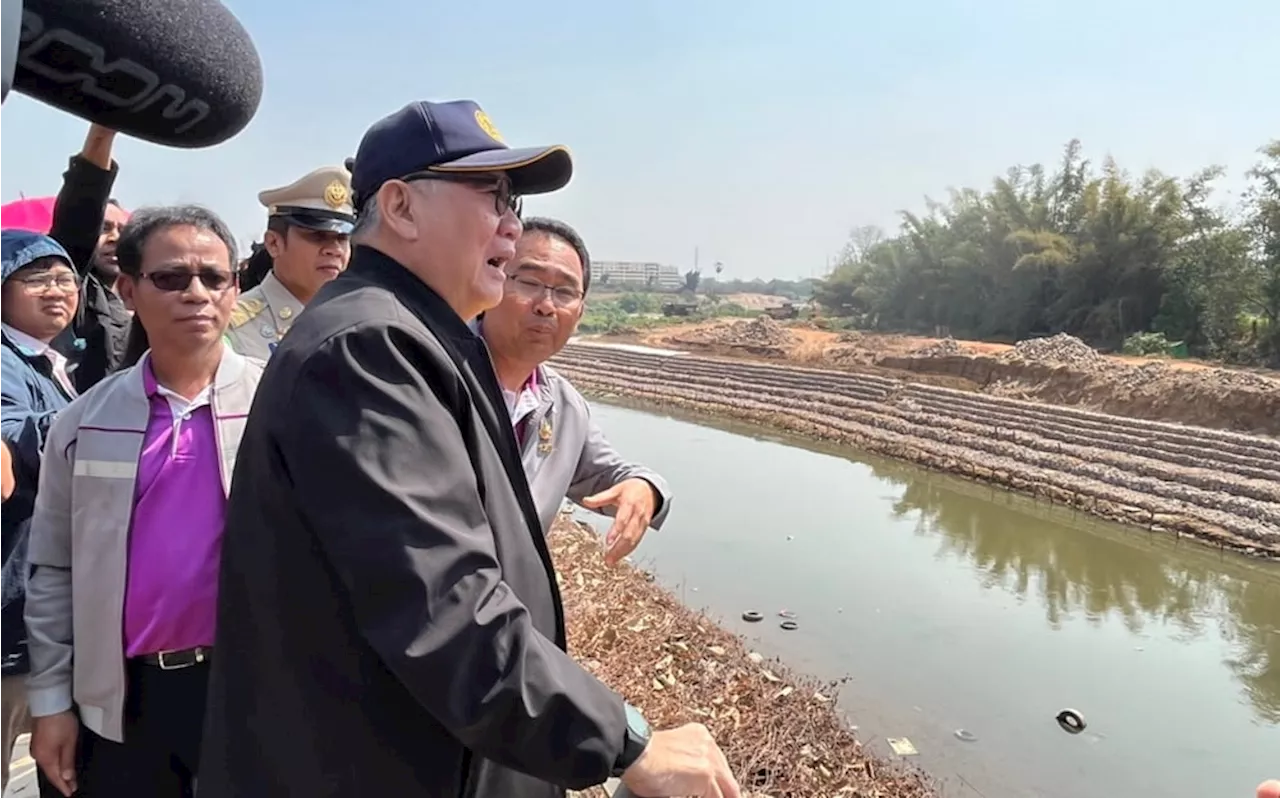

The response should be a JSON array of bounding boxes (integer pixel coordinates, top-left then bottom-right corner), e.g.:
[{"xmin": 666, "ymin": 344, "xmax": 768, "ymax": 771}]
[{"xmin": 2, "ymin": 0, "xmax": 1278, "ymax": 279}]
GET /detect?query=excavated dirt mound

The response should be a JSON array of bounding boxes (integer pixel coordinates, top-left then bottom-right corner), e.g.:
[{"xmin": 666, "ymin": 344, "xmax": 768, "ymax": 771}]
[
  {"xmin": 666, "ymin": 317, "xmax": 798, "ymax": 357},
  {"xmin": 910, "ymin": 337, "xmax": 964, "ymax": 357},
  {"xmin": 551, "ymin": 344, "xmax": 1280, "ymax": 560},
  {"xmin": 553, "ymin": 517, "xmax": 936, "ymax": 798},
  {"xmin": 633, "ymin": 326, "xmax": 1280, "ymax": 435},
  {"xmin": 999, "ymin": 333, "xmax": 1103, "ymax": 366},
  {"xmin": 873, "ymin": 351, "xmax": 1280, "ymax": 436}
]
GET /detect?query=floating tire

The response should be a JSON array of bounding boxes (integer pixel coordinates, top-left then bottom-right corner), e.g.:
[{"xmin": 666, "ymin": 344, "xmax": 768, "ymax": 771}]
[
  {"xmin": 778, "ymin": 610, "xmax": 797, "ymax": 619},
  {"xmin": 954, "ymin": 729, "xmax": 977, "ymax": 743},
  {"xmin": 1056, "ymin": 709, "xmax": 1086, "ymax": 734},
  {"xmin": 779, "ymin": 620, "xmax": 799, "ymax": 631},
  {"xmin": 742, "ymin": 611, "xmax": 764, "ymax": 623}
]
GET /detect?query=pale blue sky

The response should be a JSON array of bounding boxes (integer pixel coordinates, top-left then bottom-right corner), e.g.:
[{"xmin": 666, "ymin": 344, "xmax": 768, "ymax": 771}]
[{"xmin": 2, "ymin": 0, "xmax": 1278, "ymax": 279}]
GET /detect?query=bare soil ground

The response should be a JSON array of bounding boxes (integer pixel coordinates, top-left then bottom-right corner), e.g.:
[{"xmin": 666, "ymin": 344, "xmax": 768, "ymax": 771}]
[
  {"xmin": 599, "ymin": 320, "xmax": 1280, "ymax": 435},
  {"xmin": 553, "ymin": 516, "xmax": 936, "ymax": 798},
  {"xmin": 551, "ymin": 343, "xmax": 1280, "ymax": 560}
]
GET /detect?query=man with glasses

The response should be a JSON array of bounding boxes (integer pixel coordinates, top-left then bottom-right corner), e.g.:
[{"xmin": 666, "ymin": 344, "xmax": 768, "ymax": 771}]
[
  {"xmin": 224, "ymin": 165, "xmax": 356, "ymax": 360},
  {"xmin": 24, "ymin": 206, "xmax": 262, "ymax": 797},
  {"xmin": 477, "ymin": 217, "xmax": 671, "ymax": 562},
  {"xmin": 0, "ymin": 231, "xmax": 79, "ymax": 793},
  {"xmin": 201, "ymin": 100, "xmax": 739, "ymax": 798}
]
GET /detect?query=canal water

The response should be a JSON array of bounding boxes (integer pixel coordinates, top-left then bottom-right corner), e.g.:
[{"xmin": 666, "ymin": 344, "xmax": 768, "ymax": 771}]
[{"xmin": 571, "ymin": 400, "xmax": 1280, "ymax": 798}]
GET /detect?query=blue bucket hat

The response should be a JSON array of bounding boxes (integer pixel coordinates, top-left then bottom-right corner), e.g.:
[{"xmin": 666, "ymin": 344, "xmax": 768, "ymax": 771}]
[
  {"xmin": 1, "ymin": 229, "xmax": 72, "ymax": 284},
  {"xmin": 350, "ymin": 100, "xmax": 572, "ymax": 211}
]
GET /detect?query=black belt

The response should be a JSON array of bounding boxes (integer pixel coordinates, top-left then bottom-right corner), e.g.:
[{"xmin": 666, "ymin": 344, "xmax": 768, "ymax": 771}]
[{"xmin": 133, "ymin": 646, "xmax": 212, "ymax": 670}]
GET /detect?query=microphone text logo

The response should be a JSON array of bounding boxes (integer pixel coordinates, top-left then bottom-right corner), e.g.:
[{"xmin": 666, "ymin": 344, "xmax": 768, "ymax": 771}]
[{"xmin": 18, "ymin": 11, "xmax": 211, "ymax": 136}]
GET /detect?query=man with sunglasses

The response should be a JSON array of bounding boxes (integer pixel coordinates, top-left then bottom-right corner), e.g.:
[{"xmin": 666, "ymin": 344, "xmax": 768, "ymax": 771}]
[
  {"xmin": 476, "ymin": 217, "xmax": 671, "ymax": 562},
  {"xmin": 25, "ymin": 206, "xmax": 262, "ymax": 797},
  {"xmin": 224, "ymin": 165, "xmax": 356, "ymax": 360},
  {"xmin": 201, "ymin": 100, "xmax": 739, "ymax": 798}
]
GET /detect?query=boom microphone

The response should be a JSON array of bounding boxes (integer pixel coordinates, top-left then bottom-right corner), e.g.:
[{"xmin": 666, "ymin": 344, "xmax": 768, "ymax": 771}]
[
  {"xmin": 1, "ymin": 0, "xmax": 19, "ymax": 103},
  {"xmin": 9, "ymin": 0, "xmax": 263, "ymax": 148}
]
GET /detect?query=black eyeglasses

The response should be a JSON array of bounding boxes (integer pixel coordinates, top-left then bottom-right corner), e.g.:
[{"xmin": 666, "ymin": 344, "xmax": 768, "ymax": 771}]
[
  {"xmin": 506, "ymin": 274, "xmax": 583, "ymax": 308},
  {"xmin": 402, "ymin": 171, "xmax": 523, "ymax": 218},
  {"xmin": 140, "ymin": 268, "xmax": 238, "ymax": 293}
]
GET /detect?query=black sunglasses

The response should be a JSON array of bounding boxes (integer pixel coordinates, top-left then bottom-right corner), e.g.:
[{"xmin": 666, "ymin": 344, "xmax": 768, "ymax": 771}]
[
  {"xmin": 401, "ymin": 171, "xmax": 523, "ymax": 218},
  {"xmin": 141, "ymin": 268, "xmax": 238, "ymax": 293}
]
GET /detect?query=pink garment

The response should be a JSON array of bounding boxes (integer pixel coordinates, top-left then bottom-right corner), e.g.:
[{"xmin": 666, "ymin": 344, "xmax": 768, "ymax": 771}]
[{"xmin": 122, "ymin": 364, "xmax": 226, "ymax": 656}]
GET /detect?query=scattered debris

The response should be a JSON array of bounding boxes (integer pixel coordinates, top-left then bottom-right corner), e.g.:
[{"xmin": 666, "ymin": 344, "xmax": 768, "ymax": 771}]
[
  {"xmin": 778, "ymin": 610, "xmax": 797, "ymax": 619},
  {"xmin": 887, "ymin": 738, "xmax": 919, "ymax": 757},
  {"xmin": 553, "ymin": 519, "xmax": 936, "ymax": 798},
  {"xmin": 1056, "ymin": 709, "xmax": 1087, "ymax": 734}
]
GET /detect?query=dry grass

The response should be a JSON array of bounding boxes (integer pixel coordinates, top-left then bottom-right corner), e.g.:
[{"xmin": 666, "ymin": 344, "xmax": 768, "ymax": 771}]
[{"xmin": 552, "ymin": 517, "xmax": 936, "ymax": 798}]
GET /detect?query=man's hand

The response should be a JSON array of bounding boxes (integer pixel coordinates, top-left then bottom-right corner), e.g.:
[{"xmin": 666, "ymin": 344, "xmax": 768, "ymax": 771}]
[
  {"xmin": 581, "ymin": 478, "xmax": 658, "ymax": 565},
  {"xmin": 31, "ymin": 711, "xmax": 79, "ymax": 797},
  {"xmin": 620, "ymin": 723, "xmax": 740, "ymax": 798},
  {"xmin": 1, "ymin": 441, "xmax": 14, "ymax": 502}
]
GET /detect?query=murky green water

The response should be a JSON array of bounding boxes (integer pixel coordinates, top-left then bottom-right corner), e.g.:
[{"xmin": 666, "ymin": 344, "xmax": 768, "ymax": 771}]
[{"xmin": 572, "ymin": 400, "xmax": 1280, "ymax": 798}]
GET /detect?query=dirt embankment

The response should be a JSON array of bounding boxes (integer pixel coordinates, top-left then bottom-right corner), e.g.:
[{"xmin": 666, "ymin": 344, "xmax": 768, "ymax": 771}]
[
  {"xmin": 552, "ymin": 516, "xmax": 935, "ymax": 798},
  {"xmin": 625, "ymin": 321, "xmax": 1280, "ymax": 436},
  {"xmin": 550, "ymin": 343, "xmax": 1280, "ymax": 560}
]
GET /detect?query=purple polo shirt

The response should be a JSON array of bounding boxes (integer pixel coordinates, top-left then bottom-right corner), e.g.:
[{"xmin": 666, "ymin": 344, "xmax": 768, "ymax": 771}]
[{"xmin": 122, "ymin": 364, "xmax": 226, "ymax": 657}]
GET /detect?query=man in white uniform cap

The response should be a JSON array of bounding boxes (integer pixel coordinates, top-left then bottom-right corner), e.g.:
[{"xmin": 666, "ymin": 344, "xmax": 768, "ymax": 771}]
[{"xmin": 224, "ymin": 165, "xmax": 355, "ymax": 360}]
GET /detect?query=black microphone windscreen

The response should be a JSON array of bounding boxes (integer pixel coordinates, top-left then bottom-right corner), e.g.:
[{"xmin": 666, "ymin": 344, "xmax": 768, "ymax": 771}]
[{"xmin": 13, "ymin": 0, "xmax": 263, "ymax": 148}]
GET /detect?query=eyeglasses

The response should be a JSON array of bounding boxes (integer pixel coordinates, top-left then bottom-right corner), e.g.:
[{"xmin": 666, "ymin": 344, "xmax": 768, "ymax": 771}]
[
  {"xmin": 15, "ymin": 273, "xmax": 80, "ymax": 294},
  {"xmin": 141, "ymin": 268, "xmax": 238, "ymax": 293},
  {"xmin": 506, "ymin": 274, "xmax": 583, "ymax": 308},
  {"xmin": 402, "ymin": 171, "xmax": 523, "ymax": 218}
]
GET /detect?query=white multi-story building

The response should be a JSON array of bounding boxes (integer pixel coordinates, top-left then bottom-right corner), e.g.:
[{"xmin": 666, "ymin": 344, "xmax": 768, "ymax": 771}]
[{"xmin": 592, "ymin": 260, "xmax": 683, "ymax": 290}]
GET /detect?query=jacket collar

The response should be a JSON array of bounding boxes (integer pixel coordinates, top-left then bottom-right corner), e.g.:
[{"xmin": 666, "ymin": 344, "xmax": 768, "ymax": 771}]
[
  {"xmin": 133, "ymin": 343, "xmax": 246, "ymax": 393},
  {"xmin": 348, "ymin": 245, "xmax": 480, "ymax": 347}
]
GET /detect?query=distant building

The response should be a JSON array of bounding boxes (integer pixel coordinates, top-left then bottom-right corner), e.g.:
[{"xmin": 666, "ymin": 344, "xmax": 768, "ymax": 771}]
[{"xmin": 593, "ymin": 260, "xmax": 683, "ymax": 290}]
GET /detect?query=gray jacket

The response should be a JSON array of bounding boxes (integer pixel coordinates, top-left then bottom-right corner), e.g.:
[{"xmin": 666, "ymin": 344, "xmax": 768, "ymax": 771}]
[
  {"xmin": 24, "ymin": 347, "xmax": 261, "ymax": 742},
  {"xmin": 517, "ymin": 365, "xmax": 671, "ymax": 535}
]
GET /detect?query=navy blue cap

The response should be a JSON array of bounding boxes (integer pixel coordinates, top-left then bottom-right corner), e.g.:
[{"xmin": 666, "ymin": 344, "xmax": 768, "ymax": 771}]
[
  {"xmin": 1, "ymin": 229, "xmax": 72, "ymax": 284},
  {"xmin": 351, "ymin": 100, "xmax": 572, "ymax": 210}
]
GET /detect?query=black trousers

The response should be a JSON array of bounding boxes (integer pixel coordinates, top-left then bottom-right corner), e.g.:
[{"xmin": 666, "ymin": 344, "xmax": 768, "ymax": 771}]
[{"xmin": 39, "ymin": 659, "xmax": 209, "ymax": 797}]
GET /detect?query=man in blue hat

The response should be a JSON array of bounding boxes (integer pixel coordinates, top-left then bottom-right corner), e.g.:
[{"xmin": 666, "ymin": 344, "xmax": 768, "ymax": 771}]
[
  {"xmin": 201, "ymin": 100, "xmax": 739, "ymax": 798},
  {"xmin": 0, "ymin": 230, "xmax": 79, "ymax": 791}
]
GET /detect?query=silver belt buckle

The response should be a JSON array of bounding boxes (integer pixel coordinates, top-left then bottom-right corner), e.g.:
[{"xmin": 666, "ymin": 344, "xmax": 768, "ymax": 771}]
[{"xmin": 156, "ymin": 648, "xmax": 204, "ymax": 670}]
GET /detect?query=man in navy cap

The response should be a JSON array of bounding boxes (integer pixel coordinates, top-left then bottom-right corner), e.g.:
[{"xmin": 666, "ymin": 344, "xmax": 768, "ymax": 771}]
[{"xmin": 201, "ymin": 100, "xmax": 739, "ymax": 798}]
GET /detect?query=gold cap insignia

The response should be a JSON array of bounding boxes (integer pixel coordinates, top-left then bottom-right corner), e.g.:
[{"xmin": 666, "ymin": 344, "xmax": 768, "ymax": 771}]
[
  {"xmin": 323, "ymin": 180, "xmax": 350, "ymax": 209},
  {"xmin": 475, "ymin": 110, "xmax": 505, "ymax": 144}
]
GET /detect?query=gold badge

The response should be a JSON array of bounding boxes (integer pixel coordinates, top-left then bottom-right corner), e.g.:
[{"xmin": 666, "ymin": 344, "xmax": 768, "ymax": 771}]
[
  {"xmin": 323, "ymin": 180, "xmax": 349, "ymax": 209},
  {"xmin": 474, "ymin": 110, "xmax": 505, "ymax": 144},
  {"xmin": 537, "ymin": 417, "xmax": 553, "ymax": 455},
  {"xmin": 279, "ymin": 306, "xmax": 293, "ymax": 320}
]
